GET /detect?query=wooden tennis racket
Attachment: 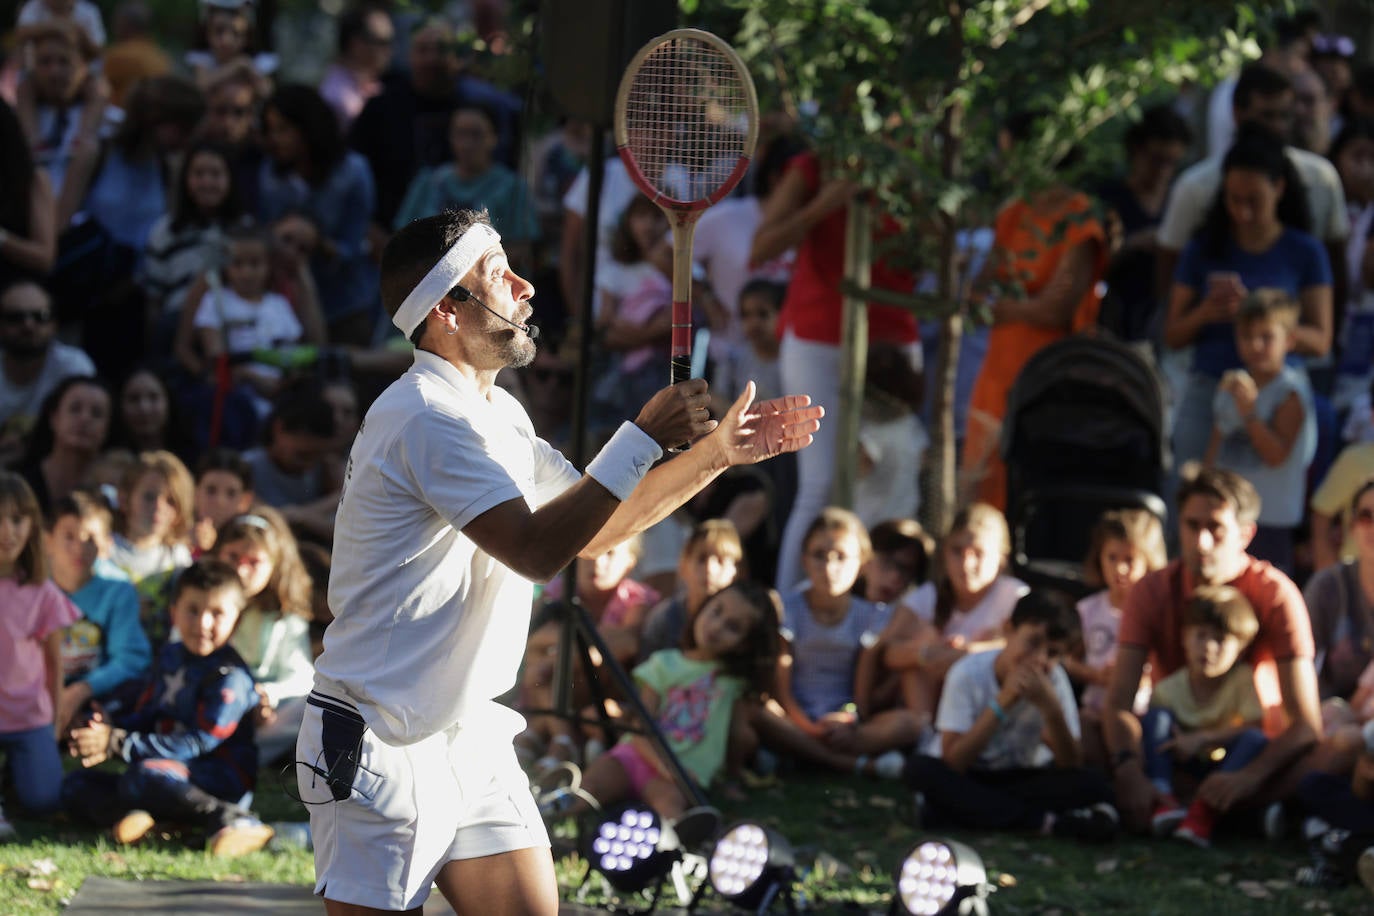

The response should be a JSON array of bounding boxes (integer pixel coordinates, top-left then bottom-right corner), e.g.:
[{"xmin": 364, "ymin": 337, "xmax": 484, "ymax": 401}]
[{"xmin": 614, "ymin": 28, "xmax": 760, "ymax": 388}]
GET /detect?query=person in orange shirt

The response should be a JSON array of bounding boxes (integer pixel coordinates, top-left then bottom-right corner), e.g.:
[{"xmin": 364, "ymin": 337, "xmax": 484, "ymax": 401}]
[
  {"xmin": 962, "ymin": 114, "xmax": 1108, "ymax": 511},
  {"xmin": 101, "ymin": 2, "xmax": 172, "ymax": 109}
]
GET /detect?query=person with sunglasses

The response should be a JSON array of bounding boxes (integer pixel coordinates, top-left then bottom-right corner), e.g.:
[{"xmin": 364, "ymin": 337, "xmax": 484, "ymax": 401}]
[
  {"xmin": 0, "ymin": 279, "xmax": 94, "ymax": 467},
  {"xmin": 1306, "ymin": 480, "xmax": 1374, "ymax": 713}
]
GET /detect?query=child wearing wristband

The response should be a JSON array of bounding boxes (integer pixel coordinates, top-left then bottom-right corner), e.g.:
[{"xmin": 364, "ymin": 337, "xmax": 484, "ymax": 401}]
[{"xmin": 905, "ymin": 589, "xmax": 1119, "ymax": 841}]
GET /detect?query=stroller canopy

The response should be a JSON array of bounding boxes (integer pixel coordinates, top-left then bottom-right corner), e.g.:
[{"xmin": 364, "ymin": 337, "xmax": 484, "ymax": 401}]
[{"xmin": 1000, "ymin": 335, "xmax": 1169, "ymax": 484}]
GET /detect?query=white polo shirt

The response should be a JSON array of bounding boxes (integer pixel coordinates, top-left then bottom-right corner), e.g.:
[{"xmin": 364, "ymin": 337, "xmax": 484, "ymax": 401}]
[
  {"xmin": 1157, "ymin": 145, "xmax": 1348, "ymax": 252},
  {"xmin": 316, "ymin": 350, "xmax": 581, "ymax": 744}
]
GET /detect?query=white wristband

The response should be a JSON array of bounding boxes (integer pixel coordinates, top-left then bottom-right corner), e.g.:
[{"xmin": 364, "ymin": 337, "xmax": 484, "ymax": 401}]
[{"xmin": 587, "ymin": 422, "xmax": 663, "ymax": 501}]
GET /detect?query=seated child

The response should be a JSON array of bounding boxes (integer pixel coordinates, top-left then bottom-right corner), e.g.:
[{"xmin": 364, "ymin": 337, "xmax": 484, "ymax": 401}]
[
  {"xmin": 637, "ymin": 519, "xmax": 744, "ymax": 663},
  {"xmin": 1143, "ymin": 584, "xmax": 1267, "ymax": 848},
  {"xmin": 214, "ymin": 507, "xmax": 316, "ymax": 767},
  {"xmin": 855, "ymin": 517, "xmax": 934, "ymax": 606},
  {"xmin": 191, "ymin": 448, "xmax": 255, "ymax": 556},
  {"xmin": 1293, "ymin": 719, "xmax": 1374, "ymax": 891},
  {"xmin": 0, "ymin": 472, "xmax": 81, "ymax": 838},
  {"xmin": 541, "ymin": 533, "xmax": 659, "ymax": 666},
  {"xmin": 517, "ymin": 534, "xmax": 664, "ymax": 771},
  {"xmin": 773, "ymin": 508, "xmax": 921, "ymax": 774},
  {"xmin": 555, "ymin": 581, "xmax": 780, "ymax": 846},
  {"xmin": 905, "ymin": 589, "xmax": 1118, "ymax": 842},
  {"xmin": 61, "ymin": 558, "xmax": 274, "ymax": 856},
  {"xmin": 107, "ymin": 450, "xmax": 196, "ymax": 649},
  {"xmin": 47, "ymin": 490, "xmax": 151, "ymax": 733},
  {"xmin": 880, "ymin": 503, "xmax": 1026, "ymax": 725},
  {"xmin": 1062, "ymin": 509, "xmax": 1165, "ymax": 767}
]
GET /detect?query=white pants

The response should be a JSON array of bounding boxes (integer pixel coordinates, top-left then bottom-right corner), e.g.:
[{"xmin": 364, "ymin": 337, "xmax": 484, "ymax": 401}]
[
  {"xmin": 296, "ymin": 691, "xmax": 547, "ymax": 911},
  {"xmin": 774, "ymin": 330, "xmax": 921, "ymax": 591},
  {"xmin": 775, "ymin": 332, "xmax": 844, "ymax": 592}
]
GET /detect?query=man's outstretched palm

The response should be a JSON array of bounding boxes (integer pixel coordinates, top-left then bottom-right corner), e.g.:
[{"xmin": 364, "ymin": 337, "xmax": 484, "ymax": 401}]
[{"xmin": 715, "ymin": 381, "xmax": 823, "ymax": 465}]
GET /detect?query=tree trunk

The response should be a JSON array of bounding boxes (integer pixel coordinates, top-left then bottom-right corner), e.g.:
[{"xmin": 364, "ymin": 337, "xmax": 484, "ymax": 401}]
[
  {"xmin": 925, "ymin": 0, "xmax": 966, "ymax": 537},
  {"xmin": 832, "ymin": 199, "xmax": 873, "ymax": 509}
]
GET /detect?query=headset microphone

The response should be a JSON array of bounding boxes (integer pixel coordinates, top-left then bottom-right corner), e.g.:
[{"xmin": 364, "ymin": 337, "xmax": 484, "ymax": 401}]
[{"xmin": 448, "ymin": 285, "xmax": 540, "ymax": 340}]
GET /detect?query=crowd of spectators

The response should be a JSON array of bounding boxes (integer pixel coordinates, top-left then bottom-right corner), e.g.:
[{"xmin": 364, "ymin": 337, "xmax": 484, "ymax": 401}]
[{"xmin": 3, "ymin": 0, "xmax": 1374, "ymax": 899}]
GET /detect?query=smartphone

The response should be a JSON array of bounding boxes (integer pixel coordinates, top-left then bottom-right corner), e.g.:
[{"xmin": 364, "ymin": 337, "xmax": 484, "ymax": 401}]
[{"xmin": 1207, "ymin": 271, "xmax": 1242, "ymax": 294}]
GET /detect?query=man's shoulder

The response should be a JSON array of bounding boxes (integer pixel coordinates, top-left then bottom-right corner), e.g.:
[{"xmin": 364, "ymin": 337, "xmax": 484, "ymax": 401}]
[
  {"xmin": 947, "ymin": 647, "xmax": 996, "ymax": 685},
  {"xmin": 1287, "ymin": 146, "xmax": 1342, "ymax": 184},
  {"xmin": 1173, "ymin": 157, "xmax": 1222, "ymax": 192},
  {"xmin": 48, "ymin": 342, "xmax": 96, "ymax": 375},
  {"xmin": 1133, "ymin": 561, "xmax": 1183, "ymax": 602},
  {"xmin": 1236, "ymin": 555, "xmax": 1303, "ymax": 604}
]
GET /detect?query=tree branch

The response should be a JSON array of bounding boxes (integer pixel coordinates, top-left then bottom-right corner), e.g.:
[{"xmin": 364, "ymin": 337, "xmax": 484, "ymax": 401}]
[{"xmin": 989, "ymin": 0, "xmax": 1054, "ymax": 49}]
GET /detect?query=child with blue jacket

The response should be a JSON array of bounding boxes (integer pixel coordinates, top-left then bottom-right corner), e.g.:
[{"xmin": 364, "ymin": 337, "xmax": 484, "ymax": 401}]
[{"xmin": 61, "ymin": 558, "xmax": 274, "ymax": 856}]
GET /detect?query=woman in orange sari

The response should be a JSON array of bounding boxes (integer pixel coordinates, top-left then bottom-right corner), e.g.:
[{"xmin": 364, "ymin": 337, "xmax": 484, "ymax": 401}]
[{"xmin": 961, "ymin": 121, "xmax": 1108, "ymax": 510}]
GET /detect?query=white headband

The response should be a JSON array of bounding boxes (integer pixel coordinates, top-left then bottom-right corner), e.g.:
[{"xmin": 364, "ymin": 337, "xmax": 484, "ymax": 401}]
[{"xmin": 392, "ymin": 223, "xmax": 503, "ymax": 338}]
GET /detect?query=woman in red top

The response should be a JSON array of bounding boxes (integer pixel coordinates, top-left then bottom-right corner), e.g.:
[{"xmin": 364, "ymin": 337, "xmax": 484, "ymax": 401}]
[{"xmin": 752, "ymin": 150, "xmax": 921, "ymax": 591}]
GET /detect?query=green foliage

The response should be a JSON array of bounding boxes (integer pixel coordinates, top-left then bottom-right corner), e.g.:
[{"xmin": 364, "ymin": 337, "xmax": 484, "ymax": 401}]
[{"xmin": 705, "ymin": 0, "xmax": 1293, "ymax": 306}]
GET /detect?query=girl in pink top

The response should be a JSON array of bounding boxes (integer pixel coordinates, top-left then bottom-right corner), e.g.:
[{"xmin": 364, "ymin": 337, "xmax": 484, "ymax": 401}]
[
  {"xmin": 1064, "ymin": 509, "xmax": 1167, "ymax": 767},
  {"xmin": 0, "ymin": 471, "xmax": 80, "ymax": 837}
]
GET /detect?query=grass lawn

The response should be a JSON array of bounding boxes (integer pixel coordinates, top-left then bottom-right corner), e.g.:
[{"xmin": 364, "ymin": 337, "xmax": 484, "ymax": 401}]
[{"xmin": 2, "ymin": 767, "xmax": 1370, "ymax": 915}]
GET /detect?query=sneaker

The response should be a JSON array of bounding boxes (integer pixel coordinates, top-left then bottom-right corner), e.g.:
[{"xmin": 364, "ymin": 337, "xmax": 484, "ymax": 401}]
[
  {"xmin": 113, "ymin": 809, "xmax": 156, "ymax": 846},
  {"xmin": 1358, "ymin": 846, "xmax": 1374, "ymax": 895},
  {"xmin": 1302, "ymin": 817, "xmax": 1333, "ymax": 845},
  {"xmin": 1051, "ymin": 803, "xmax": 1119, "ymax": 843},
  {"xmin": 1150, "ymin": 795, "xmax": 1187, "ymax": 837},
  {"xmin": 1315, "ymin": 828, "xmax": 1352, "ymax": 857},
  {"xmin": 873, "ymin": 750, "xmax": 908, "ymax": 781},
  {"xmin": 1295, "ymin": 858, "xmax": 1347, "ymax": 889},
  {"xmin": 208, "ymin": 817, "xmax": 275, "ymax": 857},
  {"xmin": 0, "ymin": 806, "xmax": 16, "ymax": 842},
  {"xmin": 1175, "ymin": 800, "xmax": 1216, "ymax": 849},
  {"xmin": 267, "ymin": 821, "xmax": 313, "ymax": 851}
]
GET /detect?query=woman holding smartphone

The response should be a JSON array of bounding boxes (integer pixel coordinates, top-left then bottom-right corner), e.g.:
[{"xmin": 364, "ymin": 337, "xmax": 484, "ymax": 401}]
[{"xmin": 1164, "ymin": 124, "xmax": 1333, "ymax": 467}]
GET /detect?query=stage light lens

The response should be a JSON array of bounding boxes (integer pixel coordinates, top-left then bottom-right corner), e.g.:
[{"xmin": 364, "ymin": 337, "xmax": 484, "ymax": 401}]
[
  {"xmin": 708, "ymin": 821, "xmax": 796, "ymax": 909},
  {"xmin": 895, "ymin": 839, "xmax": 988, "ymax": 916},
  {"xmin": 584, "ymin": 805, "xmax": 679, "ymax": 894}
]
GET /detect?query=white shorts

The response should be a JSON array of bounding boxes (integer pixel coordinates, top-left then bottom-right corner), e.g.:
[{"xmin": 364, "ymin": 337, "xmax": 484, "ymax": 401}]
[{"xmin": 296, "ymin": 690, "xmax": 549, "ymax": 911}]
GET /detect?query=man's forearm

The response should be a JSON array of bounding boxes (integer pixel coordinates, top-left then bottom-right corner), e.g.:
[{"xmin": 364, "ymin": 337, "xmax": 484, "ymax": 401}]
[
  {"xmin": 1102, "ymin": 706, "xmax": 1143, "ymax": 757},
  {"xmin": 583, "ymin": 437, "xmax": 728, "ymax": 557},
  {"xmin": 1241, "ymin": 719, "xmax": 1319, "ymax": 785}
]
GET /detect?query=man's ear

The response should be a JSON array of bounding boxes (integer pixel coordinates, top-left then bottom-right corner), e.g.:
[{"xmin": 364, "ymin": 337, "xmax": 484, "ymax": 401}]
[{"xmin": 1238, "ymin": 520, "xmax": 1258, "ymax": 552}]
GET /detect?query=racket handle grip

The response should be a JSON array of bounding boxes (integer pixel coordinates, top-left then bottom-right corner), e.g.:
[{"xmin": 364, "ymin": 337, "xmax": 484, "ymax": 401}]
[
  {"xmin": 667, "ymin": 354, "xmax": 693, "ymax": 452},
  {"xmin": 670, "ymin": 354, "xmax": 691, "ymax": 387}
]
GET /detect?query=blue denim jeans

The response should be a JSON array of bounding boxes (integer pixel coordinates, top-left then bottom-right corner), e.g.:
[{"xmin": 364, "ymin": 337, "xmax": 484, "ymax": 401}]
[
  {"xmin": 0, "ymin": 724, "xmax": 64, "ymax": 815},
  {"xmin": 1140, "ymin": 706, "xmax": 1267, "ymax": 795}
]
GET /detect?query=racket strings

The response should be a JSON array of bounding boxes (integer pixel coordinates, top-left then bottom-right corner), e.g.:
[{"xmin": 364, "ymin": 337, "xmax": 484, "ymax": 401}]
[{"xmin": 623, "ymin": 37, "xmax": 751, "ymax": 201}]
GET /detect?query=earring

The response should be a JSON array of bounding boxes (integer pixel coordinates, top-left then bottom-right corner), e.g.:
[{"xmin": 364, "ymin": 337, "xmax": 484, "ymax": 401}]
[{"xmin": 446, "ymin": 325, "xmax": 458, "ymax": 336}]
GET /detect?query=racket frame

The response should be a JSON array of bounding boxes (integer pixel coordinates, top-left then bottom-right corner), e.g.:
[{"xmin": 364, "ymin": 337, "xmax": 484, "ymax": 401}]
[{"xmin": 613, "ymin": 28, "xmax": 760, "ymax": 386}]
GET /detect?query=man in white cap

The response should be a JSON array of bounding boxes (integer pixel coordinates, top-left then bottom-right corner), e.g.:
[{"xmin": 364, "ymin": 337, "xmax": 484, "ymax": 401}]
[{"xmin": 296, "ymin": 208, "xmax": 822, "ymax": 915}]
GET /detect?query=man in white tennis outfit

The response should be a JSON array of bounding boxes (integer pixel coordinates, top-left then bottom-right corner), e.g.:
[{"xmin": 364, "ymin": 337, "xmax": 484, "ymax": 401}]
[{"xmin": 296, "ymin": 209, "xmax": 823, "ymax": 915}]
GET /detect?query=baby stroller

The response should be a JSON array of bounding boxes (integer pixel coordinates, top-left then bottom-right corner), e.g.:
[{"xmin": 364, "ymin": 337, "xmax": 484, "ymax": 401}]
[{"xmin": 999, "ymin": 336, "xmax": 1169, "ymax": 595}]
